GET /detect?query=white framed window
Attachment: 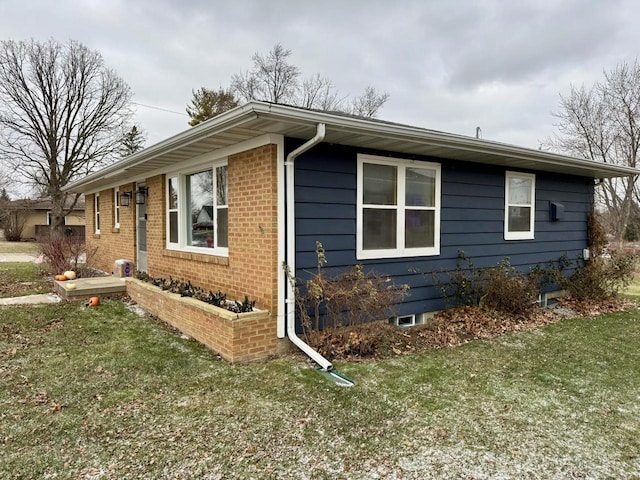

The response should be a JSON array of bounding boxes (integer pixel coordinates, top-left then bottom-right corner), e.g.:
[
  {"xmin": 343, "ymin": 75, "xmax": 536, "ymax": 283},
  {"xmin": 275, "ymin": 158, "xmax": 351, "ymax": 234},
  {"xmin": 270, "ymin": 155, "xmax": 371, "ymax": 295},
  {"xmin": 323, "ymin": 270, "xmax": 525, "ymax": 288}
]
[
  {"xmin": 165, "ymin": 161, "xmax": 228, "ymax": 255},
  {"xmin": 94, "ymin": 193, "xmax": 101, "ymax": 234},
  {"xmin": 167, "ymin": 176, "xmax": 179, "ymax": 246},
  {"xmin": 114, "ymin": 187, "xmax": 120, "ymax": 229},
  {"xmin": 357, "ymin": 154, "xmax": 441, "ymax": 259},
  {"xmin": 504, "ymin": 171, "xmax": 535, "ymax": 240}
]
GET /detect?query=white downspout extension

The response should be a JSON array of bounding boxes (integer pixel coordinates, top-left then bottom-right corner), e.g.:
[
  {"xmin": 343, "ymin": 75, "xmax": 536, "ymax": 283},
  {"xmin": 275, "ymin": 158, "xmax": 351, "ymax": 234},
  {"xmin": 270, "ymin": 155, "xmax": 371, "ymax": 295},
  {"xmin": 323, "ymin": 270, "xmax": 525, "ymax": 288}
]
[{"xmin": 285, "ymin": 123, "xmax": 333, "ymax": 371}]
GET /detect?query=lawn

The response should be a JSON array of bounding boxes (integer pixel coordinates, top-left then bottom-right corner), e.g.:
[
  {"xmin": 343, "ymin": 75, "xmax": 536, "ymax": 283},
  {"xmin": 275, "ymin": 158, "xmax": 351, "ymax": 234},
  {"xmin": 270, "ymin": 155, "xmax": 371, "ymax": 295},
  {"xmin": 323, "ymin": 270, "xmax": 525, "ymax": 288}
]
[
  {"xmin": 1, "ymin": 268, "xmax": 639, "ymax": 478},
  {"xmin": 0, "ymin": 262, "xmax": 50, "ymax": 298},
  {"xmin": 0, "ymin": 240, "xmax": 40, "ymax": 254}
]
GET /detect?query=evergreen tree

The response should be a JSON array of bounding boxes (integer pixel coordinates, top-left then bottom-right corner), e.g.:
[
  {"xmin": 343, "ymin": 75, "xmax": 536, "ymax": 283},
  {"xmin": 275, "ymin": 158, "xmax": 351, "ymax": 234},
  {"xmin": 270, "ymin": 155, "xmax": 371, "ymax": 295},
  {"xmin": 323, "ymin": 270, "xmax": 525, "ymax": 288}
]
[
  {"xmin": 186, "ymin": 87, "xmax": 239, "ymax": 126},
  {"xmin": 120, "ymin": 125, "xmax": 146, "ymax": 157}
]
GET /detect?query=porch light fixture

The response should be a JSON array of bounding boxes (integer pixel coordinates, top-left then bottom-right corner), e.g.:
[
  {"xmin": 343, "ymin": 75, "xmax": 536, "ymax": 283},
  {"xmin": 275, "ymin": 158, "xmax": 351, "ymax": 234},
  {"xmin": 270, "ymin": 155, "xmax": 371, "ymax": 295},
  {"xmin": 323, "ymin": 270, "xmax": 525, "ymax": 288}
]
[
  {"xmin": 119, "ymin": 191, "xmax": 132, "ymax": 207},
  {"xmin": 135, "ymin": 186, "xmax": 148, "ymax": 205}
]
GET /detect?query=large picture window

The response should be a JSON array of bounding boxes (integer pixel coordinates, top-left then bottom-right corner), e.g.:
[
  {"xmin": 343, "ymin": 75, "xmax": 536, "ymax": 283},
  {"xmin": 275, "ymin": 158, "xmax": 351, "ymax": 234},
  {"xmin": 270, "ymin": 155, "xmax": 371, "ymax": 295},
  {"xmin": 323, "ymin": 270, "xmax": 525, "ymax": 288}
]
[
  {"xmin": 504, "ymin": 171, "xmax": 535, "ymax": 240},
  {"xmin": 357, "ymin": 154, "xmax": 440, "ymax": 259},
  {"xmin": 166, "ymin": 161, "xmax": 228, "ymax": 255}
]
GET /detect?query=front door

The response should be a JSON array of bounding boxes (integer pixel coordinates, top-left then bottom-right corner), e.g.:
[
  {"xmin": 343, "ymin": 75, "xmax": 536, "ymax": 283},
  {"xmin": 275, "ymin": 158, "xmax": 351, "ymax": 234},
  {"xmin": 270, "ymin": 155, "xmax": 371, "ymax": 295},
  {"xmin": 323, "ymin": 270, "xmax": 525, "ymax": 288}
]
[{"xmin": 136, "ymin": 184, "xmax": 147, "ymax": 272}]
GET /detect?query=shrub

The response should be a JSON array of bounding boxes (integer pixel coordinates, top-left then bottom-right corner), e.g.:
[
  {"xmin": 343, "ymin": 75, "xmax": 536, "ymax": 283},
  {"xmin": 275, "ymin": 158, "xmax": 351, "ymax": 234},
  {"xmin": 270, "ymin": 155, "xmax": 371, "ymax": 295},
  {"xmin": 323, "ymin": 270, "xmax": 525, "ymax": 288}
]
[
  {"xmin": 2, "ymin": 210, "xmax": 26, "ymax": 241},
  {"xmin": 134, "ymin": 271, "xmax": 255, "ymax": 313},
  {"xmin": 433, "ymin": 253, "xmax": 541, "ymax": 317},
  {"xmin": 588, "ymin": 210, "xmax": 608, "ymax": 258},
  {"xmin": 432, "ymin": 251, "xmax": 488, "ymax": 308},
  {"xmin": 286, "ymin": 242, "xmax": 409, "ymax": 349},
  {"xmin": 39, "ymin": 236, "xmax": 100, "ymax": 277},
  {"xmin": 481, "ymin": 259, "xmax": 540, "ymax": 317},
  {"xmin": 554, "ymin": 253, "xmax": 637, "ymax": 301},
  {"xmin": 537, "ymin": 212, "xmax": 637, "ymax": 301}
]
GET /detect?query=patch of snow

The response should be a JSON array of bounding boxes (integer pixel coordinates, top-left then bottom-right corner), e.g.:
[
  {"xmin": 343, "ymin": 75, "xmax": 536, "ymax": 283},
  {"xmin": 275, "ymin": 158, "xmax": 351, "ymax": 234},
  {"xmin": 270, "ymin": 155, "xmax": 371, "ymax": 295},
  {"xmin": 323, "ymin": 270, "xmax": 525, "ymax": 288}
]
[{"xmin": 123, "ymin": 301, "xmax": 147, "ymax": 317}]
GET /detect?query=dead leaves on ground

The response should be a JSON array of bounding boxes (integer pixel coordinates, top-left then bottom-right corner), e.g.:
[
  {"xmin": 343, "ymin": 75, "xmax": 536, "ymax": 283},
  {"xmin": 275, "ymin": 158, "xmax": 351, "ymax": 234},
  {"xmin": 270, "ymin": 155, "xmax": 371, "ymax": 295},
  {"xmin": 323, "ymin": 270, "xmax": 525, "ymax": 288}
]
[
  {"xmin": 18, "ymin": 391, "xmax": 67, "ymax": 414},
  {"xmin": 314, "ymin": 296, "xmax": 635, "ymax": 361}
]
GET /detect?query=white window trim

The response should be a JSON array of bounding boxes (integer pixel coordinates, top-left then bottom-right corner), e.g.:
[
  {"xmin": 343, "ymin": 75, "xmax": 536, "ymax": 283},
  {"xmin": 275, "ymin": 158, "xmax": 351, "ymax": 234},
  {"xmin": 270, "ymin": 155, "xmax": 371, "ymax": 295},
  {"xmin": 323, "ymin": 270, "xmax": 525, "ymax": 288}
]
[
  {"xmin": 94, "ymin": 193, "xmax": 101, "ymax": 234},
  {"xmin": 165, "ymin": 159, "xmax": 229, "ymax": 257},
  {"xmin": 357, "ymin": 153, "xmax": 441, "ymax": 260},
  {"xmin": 167, "ymin": 176, "xmax": 179, "ymax": 248},
  {"xmin": 114, "ymin": 187, "xmax": 120, "ymax": 229},
  {"xmin": 504, "ymin": 171, "xmax": 536, "ymax": 240}
]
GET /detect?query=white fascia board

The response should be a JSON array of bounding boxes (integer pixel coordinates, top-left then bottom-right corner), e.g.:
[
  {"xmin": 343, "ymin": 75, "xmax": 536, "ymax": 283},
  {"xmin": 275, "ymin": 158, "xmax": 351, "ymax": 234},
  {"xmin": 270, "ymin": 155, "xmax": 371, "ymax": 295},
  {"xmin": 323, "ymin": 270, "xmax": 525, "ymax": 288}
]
[
  {"xmin": 63, "ymin": 105, "xmax": 262, "ymax": 192},
  {"xmin": 159, "ymin": 133, "xmax": 282, "ymax": 178},
  {"xmin": 249, "ymin": 102, "xmax": 640, "ymax": 178}
]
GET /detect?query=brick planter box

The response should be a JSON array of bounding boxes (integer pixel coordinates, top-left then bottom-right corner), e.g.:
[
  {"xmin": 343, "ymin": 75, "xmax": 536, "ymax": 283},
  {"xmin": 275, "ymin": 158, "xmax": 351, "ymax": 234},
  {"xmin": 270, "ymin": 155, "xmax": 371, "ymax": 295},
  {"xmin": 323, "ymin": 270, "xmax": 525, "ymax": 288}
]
[{"xmin": 125, "ymin": 277, "xmax": 277, "ymax": 363}]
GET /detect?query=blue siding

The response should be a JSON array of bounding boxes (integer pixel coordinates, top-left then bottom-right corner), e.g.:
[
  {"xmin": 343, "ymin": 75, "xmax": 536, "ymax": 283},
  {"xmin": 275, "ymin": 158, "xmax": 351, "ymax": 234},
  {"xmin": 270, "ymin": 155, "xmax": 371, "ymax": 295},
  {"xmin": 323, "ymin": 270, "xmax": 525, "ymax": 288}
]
[{"xmin": 287, "ymin": 138, "xmax": 593, "ymax": 321}]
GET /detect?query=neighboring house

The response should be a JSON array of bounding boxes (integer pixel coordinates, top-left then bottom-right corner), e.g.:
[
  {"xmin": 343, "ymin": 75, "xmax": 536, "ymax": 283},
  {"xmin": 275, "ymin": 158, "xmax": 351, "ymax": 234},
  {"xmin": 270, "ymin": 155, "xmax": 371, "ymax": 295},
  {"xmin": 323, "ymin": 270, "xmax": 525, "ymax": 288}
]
[
  {"xmin": 1, "ymin": 197, "xmax": 85, "ymax": 240},
  {"xmin": 63, "ymin": 101, "xmax": 637, "ymax": 364}
]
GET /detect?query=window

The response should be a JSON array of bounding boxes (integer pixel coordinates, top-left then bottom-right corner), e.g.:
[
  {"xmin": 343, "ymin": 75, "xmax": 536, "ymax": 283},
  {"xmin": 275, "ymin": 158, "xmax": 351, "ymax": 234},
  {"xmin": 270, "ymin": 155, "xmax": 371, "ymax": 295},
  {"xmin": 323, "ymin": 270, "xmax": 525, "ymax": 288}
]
[
  {"xmin": 166, "ymin": 162, "xmax": 228, "ymax": 255},
  {"xmin": 167, "ymin": 177, "xmax": 179, "ymax": 245},
  {"xmin": 114, "ymin": 187, "xmax": 120, "ymax": 229},
  {"xmin": 504, "ymin": 171, "xmax": 535, "ymax": 240},
  {"xmin": 46, "ymin": 212, "xmax": 67, "ymax": 226},
  {"xmin": 94, "ymin": 193, "xmax": 101, "ymax": 234},
  {"xmin": 357, "ymin": 154, "xmax": 440, "ymax": 259}
]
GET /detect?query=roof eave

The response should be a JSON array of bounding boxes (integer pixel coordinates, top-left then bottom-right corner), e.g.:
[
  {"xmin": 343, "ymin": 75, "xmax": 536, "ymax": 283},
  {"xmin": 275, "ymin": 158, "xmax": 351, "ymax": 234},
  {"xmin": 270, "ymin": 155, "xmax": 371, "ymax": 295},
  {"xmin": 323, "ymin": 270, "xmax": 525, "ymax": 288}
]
[
  {"xmin": 248, "ymin": 102, "xmax": 639, "ymax": 178},
  {"xmin": 64, "ymin": 101, "xmax": 639, "ymax": 194},
  {"xmin": 63, "ymin": 104, "xmax": 262, "ymax": 192}
]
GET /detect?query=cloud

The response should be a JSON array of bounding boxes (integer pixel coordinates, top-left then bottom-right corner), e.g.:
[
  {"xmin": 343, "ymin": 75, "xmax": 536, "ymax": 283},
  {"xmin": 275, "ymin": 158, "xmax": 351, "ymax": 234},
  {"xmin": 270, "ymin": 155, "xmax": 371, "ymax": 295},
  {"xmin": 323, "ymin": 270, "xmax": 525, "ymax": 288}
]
[{"xmin": 0, "ymin": 0, "xmax": 639, "ymax": 149}]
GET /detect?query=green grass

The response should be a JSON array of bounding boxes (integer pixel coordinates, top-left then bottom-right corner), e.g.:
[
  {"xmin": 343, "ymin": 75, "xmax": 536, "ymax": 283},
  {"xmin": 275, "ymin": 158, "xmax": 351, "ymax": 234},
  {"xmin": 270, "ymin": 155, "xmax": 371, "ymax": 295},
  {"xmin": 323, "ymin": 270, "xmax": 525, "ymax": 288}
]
[
  {"xmin": 1, "ymin": 293, "xmax": 640, "ymax": 477},
  {"xmin": 0, "ymin": 240, "xmax": 40, "ymax": 254},
  {"xmin": 623, "ymin": 274, "xmax": 640, "ymax": 299},
  {"xmin": 0, "ymin": 262, "xmax": 50, "ymax": 297}
]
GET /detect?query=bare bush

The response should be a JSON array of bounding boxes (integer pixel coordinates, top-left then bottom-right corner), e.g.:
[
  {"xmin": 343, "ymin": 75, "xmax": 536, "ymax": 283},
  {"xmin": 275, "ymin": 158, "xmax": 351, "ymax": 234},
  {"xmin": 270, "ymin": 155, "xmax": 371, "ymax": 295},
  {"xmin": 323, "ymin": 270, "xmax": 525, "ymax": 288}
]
[
  {"xmin": 552, "ymin": 253, "xmax": 637, "ymax": 301},
  {"xmin": 287, "ymin": 242, "xmax": 409, "ymax": 350},
  {"xmin": 2, "ymin": 209, "xmax": 26, "ymax": 241},
  {"xmin": 39, "ymin": 236, "xmax": 99, "ymax": 277},
  {"xmin": 481, "ymin": 259, "xmax": 540, "ymax": 317}
]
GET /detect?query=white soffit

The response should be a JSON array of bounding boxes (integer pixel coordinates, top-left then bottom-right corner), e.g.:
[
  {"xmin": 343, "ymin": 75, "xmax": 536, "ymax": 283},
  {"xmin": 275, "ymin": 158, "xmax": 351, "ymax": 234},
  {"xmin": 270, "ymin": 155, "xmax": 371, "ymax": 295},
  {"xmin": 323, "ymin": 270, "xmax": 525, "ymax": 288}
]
[{"xmin": 64, "ymin": 101, "xmax": 638, "ymax": 193}]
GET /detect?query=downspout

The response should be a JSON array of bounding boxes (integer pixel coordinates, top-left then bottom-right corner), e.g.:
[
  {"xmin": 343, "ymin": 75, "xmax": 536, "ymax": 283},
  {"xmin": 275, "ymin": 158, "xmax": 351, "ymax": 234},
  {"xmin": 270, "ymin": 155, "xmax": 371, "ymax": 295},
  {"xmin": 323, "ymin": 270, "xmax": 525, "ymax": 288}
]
[{"xmin": 285, "ymin": 123, "xmax": 333, "ymax": 371}]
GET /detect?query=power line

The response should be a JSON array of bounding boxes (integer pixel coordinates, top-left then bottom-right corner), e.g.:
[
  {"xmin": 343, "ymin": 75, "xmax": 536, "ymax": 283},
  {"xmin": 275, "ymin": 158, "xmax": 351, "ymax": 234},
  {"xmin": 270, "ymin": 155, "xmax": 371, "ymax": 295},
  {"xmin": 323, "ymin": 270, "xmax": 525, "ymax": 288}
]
[{"xmin": 132, "ymin": 102, "xmax": 188, "ymax": 116}]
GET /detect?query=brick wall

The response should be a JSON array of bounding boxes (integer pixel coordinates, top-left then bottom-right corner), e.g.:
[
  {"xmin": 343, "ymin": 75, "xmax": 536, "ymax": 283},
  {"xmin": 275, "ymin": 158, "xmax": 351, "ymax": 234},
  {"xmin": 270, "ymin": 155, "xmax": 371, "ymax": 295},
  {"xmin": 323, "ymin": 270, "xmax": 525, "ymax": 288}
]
[
  {"xmin": 86, "ymin": 183, "xmax": 137, "ymax": 274},
  {"xmin": 127, "ymin": 278, "xmax": 276, "ymax": 363},
  {"xmin": 147, "ymin": 144, "xmax": 279, "ymax": 315},
  {"xmin": 86, "ymin": 143, "xmax": 280, "ymax": 360}
]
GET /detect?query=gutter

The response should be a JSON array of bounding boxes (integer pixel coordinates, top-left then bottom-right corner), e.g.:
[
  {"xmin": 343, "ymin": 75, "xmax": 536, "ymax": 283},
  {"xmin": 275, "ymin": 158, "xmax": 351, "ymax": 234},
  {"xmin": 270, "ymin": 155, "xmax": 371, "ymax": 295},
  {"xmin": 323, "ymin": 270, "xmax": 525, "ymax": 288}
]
[
  {"xmin": 284, "ymin": 122, "xmax": 333, "ymax": 371},
  {"xmin": 249, "ymin": 102, "xmax": 639, "ymax": 179}
]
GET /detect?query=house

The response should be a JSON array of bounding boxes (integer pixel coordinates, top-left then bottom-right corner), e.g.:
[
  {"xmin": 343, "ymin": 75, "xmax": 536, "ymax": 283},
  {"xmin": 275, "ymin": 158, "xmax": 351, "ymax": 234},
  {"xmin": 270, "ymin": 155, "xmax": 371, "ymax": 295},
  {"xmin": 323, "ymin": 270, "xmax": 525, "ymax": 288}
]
[
  {"xmin": 63, "ymin": 101, "xmax": 637, "ymax": 365},
  {"xmin": 1, "ymin": 197, "xmax": 85, "ymax": 240}
]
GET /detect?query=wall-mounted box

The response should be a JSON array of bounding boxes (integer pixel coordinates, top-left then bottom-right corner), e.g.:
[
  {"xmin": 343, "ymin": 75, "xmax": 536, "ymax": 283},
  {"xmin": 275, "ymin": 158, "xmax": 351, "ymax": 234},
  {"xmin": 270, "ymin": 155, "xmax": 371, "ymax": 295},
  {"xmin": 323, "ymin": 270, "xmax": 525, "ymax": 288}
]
[{"xmin": 550, "ymin": 202, "xmax": 564, "ymax": 221}]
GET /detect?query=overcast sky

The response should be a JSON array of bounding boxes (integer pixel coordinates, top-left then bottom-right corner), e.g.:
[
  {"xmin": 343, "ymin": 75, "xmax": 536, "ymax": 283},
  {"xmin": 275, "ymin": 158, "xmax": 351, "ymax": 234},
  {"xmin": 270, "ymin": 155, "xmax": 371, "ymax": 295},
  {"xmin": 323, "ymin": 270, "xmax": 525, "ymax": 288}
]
[{"xmin": 1, "ymin": 0, "xmax": 638, "ymax": 149}]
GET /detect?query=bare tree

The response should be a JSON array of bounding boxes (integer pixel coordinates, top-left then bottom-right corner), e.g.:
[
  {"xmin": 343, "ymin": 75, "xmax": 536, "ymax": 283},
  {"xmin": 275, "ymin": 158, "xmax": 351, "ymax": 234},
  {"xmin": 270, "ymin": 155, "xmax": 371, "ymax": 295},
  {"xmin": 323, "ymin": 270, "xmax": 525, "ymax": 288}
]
[
  {"xmin": 0, "ymin": 39, "xmax": 133, "ymax": 236},
  {"xmin": 544, "ymin": 61, "xmax": 640, "ymax": 246},
  {"xmin": 229, "ymin": 43, "xmax": 389, "ymax": 117},
  {"xmin": 350, "ymin": 86, "xmax": 390, "ymax": 118},
  {"xmin": 300, "ymin": 74, "xmax": 346, "ymax": 111},
  {"xmin": 231, "ymin": 44, "xmax": 300, "ymax": 104}
]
